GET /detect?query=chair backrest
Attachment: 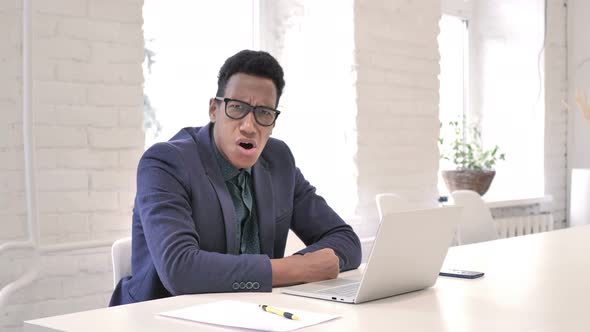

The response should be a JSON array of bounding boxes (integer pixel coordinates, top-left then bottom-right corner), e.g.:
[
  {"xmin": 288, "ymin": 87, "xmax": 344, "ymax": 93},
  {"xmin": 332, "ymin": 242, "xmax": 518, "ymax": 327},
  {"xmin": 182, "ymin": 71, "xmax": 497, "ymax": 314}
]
[
  {"xmin": 451, "ymin": 190, "xmax": 499, "ymax": 245},
  {"xmin": 570, "ymin": 168, "xmax": 590, "ymax": 227},
  {"xmin": 111, "ymin": 237, "xmax": 132, "ymax": 289},
  {"xmin": 375, "ymin": 193, "xmax": 412, "ymax": 221}
]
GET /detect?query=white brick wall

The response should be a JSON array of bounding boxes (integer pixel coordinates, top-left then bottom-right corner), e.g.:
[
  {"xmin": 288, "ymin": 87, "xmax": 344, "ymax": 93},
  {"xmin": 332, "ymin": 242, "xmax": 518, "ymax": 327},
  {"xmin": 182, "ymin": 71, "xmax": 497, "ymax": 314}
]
[
  {"xmin": 33, "ymin": 0, "xmax": 86, "ymax": 16},
  {"xmin": 35, "ymin": 81, "xmax": 87, "ymax": 105},
  {"xmin": 0, "ymin": 0, "xmax": 26, "ymax": 245},
  {"xmin": 1, "ymin": 247, "xmax": 113, "ymax": 330},
  {"xmin": 1, "ymin": 0, "xmax": 144, "ymax": 331},
  {"xmin": 88, "ymin": 127, "xmax": 144, "ymax": 149},
  {"xmin": 566, "ymin": 0, "xmax": 590, "ymax": 226},
  {"xmin": 37, "ymin": 149, "xmax": 120, "ymax": 169},
  {"xmin": 88, "ymin": 0, "xmax": 143, "ymax": 23},
  {"xmin": 92, "ymin": 43, "xmax": 144, "ymax": 63},
  {"xmin": 32, "ymin": 0, "xmax": 145, "ymax": 245},
  {"xmin": 36, "ymin": 106, "xmax": 120, "ymax": 128},
  {"xmin": 354, "ymin": 0, "xmax": 442, "ymax": 229},
  {"xmin": 545, "ymin": 0, "xmax": 568, "ymax": 226},
  {"xmin": 567, "ymin": 0, "xmax": 590, "ymax": 169}
]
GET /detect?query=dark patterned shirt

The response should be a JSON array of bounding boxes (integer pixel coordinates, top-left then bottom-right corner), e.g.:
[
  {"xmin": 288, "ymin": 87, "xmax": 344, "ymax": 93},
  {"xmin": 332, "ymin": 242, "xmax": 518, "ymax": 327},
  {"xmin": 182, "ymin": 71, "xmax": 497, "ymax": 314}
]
[{"xmin": 211, "ymin": 136, "xmax": 260, "ymax": 255}]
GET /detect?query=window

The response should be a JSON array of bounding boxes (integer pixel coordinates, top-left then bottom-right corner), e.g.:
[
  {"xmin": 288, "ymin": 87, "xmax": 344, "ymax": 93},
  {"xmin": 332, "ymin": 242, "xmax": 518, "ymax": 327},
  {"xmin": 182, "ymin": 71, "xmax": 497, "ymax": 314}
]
[
  {"xmin": 264, "ymin": 1, "xmax": 357, "ymax": 217},
  {"xmin": 438, "ymin": 14, "xmax": 469, "ymax": 196},
  {"xmin": 142, "ymin": 0, "xmax": 255, "ymax": 148},
  {"xmin": 143, "ymin": 1, "xmax": 358, "ymax": 217},
  {"xmin": 438, "ymin": 1, "xmax": 546, "ymax": 200}
]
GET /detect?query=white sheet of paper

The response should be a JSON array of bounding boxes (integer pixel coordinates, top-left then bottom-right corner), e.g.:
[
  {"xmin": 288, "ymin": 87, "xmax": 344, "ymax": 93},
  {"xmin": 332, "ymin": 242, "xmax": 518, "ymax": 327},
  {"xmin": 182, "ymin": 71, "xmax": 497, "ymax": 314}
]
[{"xmin": 158, "ymin": 300, "xmax": 340, "ymax": 331}]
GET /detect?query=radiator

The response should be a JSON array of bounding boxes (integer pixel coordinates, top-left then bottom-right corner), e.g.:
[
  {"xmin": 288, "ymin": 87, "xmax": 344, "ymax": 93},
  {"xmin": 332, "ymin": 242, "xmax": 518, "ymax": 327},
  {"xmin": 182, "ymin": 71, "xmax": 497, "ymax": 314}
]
[{"xmin": 494, "ymin": 213, "xmax": 554, "ymax": 238}]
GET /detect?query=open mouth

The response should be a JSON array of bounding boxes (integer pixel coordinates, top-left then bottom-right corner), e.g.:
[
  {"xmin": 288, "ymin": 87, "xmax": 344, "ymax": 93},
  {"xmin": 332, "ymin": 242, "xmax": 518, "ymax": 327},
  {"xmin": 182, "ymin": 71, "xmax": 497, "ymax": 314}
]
[{"xmin": 239, "ymin": 142, "xmax": 254, "ymax": 150}]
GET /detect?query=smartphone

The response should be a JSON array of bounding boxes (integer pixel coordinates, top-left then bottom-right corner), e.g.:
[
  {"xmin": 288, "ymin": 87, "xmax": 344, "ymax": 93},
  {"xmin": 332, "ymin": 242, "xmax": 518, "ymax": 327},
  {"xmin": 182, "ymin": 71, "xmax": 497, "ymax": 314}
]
[{"xmin": 439, "ymin": 269, "xmax": 484, "ymax": 279}]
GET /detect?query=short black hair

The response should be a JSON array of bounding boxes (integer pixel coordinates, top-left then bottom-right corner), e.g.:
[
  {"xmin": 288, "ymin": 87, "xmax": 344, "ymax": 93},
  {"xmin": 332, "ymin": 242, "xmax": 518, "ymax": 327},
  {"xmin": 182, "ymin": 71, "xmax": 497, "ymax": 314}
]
[{"xmin": 216, "ymin": 50, "xmax": 285, "ymax": 106}]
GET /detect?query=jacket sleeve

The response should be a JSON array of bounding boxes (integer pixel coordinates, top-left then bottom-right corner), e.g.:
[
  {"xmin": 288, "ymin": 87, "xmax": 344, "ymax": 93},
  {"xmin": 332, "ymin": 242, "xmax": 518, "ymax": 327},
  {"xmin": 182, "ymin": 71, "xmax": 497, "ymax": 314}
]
[
  {"xmin": 136, "ymin": 143, "xmax": 272, "ymax": 295},
  {"xmin": 285, "ymin": 147, "xmax": 362, "ymax": 271}
]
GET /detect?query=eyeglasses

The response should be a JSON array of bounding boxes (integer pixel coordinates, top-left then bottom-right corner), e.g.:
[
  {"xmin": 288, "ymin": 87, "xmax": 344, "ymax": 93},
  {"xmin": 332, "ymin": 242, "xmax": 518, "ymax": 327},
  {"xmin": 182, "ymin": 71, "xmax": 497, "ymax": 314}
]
[{"xmin": 215, "ymin": 97, "xmax": 281, "ymax": 127}]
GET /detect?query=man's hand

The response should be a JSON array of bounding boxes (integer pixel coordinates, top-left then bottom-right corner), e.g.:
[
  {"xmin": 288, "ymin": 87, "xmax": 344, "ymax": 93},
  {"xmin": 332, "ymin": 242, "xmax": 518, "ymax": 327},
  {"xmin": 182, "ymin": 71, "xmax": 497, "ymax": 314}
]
[
  {"xmin": 300, "ymin": 248, "xmax": 339, "ymax": 282},
  {"xmin": 270, "ymin": 248, "xmax": 340, "ymax": 287}
]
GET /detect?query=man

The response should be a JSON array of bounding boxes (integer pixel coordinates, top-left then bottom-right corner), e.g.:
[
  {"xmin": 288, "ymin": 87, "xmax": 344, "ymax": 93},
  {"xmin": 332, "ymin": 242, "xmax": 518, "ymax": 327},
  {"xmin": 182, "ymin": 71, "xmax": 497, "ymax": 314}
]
[{"xmin": 110, "ymin": 50, "xmax": 361, "ymax": 306}]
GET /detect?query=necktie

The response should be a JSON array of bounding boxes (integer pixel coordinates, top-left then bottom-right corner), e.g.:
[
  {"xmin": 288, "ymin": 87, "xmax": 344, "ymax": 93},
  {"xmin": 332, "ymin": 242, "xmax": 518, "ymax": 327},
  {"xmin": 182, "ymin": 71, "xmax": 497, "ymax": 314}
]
[{"xmin": 229, "ymin": 171, "xmax": 260, "ymax": 254}]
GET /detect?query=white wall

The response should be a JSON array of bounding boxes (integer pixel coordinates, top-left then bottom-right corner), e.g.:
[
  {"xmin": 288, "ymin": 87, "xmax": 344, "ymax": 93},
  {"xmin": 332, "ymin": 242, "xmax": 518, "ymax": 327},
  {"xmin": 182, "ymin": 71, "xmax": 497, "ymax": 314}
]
[
  {"xmin": 567, "ymin": 0, "xmax": 590, "ymax": 169},
  {"xmin": 442, "ymin": 0, "xmax": 472, "ymax": 18},
  {"xmin": 0, "ymin": 0, "xmax": 26, "ymax": 243},
  {"xmin": 1, "ymin": 0, "xmax": 144, "ymax": 331},
  {"xmin": 354, "ymin": 0, "xmax": 442, "ymax": 233},
  {"xmin": 566, "ymin": 0, "xmax": 590, "ymax": 226},
  {"xmin": 545, "ymin": 0, "xmax": 568, "ymax": 226}
]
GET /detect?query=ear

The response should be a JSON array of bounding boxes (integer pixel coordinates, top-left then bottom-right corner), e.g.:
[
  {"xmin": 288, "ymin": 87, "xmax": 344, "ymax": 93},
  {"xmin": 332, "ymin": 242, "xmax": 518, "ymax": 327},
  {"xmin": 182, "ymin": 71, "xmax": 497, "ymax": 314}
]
[{"xmin": 209, "ymin": 98, "xmax": 217, "ymax": 123}]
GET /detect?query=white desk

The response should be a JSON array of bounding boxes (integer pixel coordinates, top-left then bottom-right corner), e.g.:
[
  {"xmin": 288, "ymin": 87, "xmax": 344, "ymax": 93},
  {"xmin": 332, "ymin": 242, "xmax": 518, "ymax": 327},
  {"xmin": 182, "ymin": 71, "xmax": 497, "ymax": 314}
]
[{"xmin": 25, "ymin": 226, "xmax": 590, "ymax": 332}]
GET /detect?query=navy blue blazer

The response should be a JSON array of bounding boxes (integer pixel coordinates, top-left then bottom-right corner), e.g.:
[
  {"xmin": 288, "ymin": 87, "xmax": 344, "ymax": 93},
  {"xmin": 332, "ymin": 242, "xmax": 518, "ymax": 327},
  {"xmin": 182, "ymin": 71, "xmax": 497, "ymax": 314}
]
[{"xmin": 109, "ymin": 124, "xmax": 361, "ymax": 306}]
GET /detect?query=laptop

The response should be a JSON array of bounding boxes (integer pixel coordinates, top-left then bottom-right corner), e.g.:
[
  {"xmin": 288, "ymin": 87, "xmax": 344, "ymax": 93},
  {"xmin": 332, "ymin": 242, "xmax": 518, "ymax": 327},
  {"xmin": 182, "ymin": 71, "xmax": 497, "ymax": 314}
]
[{"xmin": 281, "ymin": 206, "xmax": 461, "ymax": 304}]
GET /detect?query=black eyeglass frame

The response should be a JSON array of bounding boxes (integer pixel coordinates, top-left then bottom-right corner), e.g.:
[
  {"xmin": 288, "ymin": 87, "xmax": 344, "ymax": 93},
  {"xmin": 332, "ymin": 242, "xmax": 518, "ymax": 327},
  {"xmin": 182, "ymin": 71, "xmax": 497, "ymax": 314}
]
[{"xmin": 214, "ymin": 97, "xmax": 281, "ymax": 127}]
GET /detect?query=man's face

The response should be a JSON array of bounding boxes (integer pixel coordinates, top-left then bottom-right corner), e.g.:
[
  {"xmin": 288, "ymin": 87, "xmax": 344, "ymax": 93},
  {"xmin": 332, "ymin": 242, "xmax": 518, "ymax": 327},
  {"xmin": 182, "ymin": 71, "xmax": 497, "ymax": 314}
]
[{"xmin": 209, "ymin": 73, "xmax": 278, "ymax": 169}]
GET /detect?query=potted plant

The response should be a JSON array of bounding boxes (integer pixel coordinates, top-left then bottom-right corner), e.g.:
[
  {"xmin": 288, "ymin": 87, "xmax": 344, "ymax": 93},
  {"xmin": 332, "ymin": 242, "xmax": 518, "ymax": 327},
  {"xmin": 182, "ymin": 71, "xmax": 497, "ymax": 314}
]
[{"xmin": 439, "ymin": 119, "xmax": 505, "ymax": 196}]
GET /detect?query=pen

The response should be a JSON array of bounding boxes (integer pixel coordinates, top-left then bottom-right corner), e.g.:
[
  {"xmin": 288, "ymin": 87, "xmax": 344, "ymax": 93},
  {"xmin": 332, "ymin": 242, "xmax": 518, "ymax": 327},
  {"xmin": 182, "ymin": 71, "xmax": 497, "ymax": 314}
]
[{"xmin": 259, "ymin": 304, "xmax": 299, "ymax": 320}]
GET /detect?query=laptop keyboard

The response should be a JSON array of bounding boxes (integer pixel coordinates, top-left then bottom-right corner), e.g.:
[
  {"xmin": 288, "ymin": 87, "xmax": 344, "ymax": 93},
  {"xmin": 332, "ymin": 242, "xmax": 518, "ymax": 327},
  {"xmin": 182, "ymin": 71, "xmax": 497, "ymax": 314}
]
[{"xmin": 317, "ymin": 282, "xmax": 360, "ymax": 297}]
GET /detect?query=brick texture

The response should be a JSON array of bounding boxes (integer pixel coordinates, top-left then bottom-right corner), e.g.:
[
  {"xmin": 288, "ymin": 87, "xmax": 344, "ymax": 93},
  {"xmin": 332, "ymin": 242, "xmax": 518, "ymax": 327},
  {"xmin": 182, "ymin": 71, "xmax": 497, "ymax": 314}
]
[
  {"xmin": 0, "ymin": 2, "xmax": 25, "ymax": 247},
  {"xmin": 354, "ymin": 0, "xmax": 441, "ymax": 226},
  {"xmin": 1, "ymin": 0, "xmax": 144, "ymax": 331},
  {"xmin": 545, "ymin": 0, "xmax": 568, "ymax": 226}
]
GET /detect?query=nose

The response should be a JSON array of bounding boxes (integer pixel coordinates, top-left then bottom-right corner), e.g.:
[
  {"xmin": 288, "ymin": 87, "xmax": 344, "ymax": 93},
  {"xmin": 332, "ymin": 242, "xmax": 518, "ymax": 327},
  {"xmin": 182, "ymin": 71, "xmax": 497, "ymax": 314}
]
[{"xmin": 239, "ymin": 111, "xmax": 257, "ymax": 135}]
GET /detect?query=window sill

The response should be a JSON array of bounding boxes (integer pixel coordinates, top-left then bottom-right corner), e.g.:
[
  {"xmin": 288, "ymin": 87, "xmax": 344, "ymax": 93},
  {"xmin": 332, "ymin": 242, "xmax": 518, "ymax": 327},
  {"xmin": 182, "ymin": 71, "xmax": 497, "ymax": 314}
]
[{"xmin": 483, "ymin": 195, "xmax": 552, "ymax": 209}]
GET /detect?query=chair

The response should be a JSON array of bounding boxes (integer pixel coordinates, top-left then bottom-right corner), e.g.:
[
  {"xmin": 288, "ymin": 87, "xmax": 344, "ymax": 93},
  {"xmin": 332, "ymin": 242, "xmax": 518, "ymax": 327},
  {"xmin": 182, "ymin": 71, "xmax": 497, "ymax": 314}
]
[
  {"xmin": 111, "ymin": 237, "xmax": 132, "ymax": 289},
  {"xmin": 375, "ymin": 193, "xmax": 412, "ymax": 221},
  {"xmin": 451, "ymin": 190, "xmax": 499, "ymax": 245}
]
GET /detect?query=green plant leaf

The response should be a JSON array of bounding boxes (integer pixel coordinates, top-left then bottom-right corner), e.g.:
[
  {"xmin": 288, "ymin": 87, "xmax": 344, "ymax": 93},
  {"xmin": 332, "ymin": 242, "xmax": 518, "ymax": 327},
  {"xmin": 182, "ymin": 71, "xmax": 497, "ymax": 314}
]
[{"xmin": 438, "ymin": 117, "xmax": 505, "ymax": 171}]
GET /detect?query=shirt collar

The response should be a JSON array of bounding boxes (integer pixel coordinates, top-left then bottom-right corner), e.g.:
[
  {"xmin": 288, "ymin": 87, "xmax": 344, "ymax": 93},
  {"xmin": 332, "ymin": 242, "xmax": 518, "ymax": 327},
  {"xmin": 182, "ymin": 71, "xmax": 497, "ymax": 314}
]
[{"xmin": 210, "ymin": 128, "xmax": 252, "ymax": 181}]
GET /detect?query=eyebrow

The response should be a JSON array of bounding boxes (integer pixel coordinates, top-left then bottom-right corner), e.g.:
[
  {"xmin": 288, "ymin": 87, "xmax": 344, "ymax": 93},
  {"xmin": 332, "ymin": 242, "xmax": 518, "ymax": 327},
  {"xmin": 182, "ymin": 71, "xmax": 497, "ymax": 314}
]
[{"xmin": 232, "ymin": 97, "xmax": 277, "ymax": 110}]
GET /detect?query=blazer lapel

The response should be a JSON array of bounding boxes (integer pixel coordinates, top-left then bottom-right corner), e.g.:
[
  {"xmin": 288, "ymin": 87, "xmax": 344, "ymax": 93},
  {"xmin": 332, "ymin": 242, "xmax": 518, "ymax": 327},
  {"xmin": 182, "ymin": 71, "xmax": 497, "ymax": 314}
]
[
  {"xmin": 253, "ymin": 157, "xmax": 275, "ymax": 258},
  {"xmin": 194, "ymin": 124, "xmax": 238, "ymax": 255}
]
